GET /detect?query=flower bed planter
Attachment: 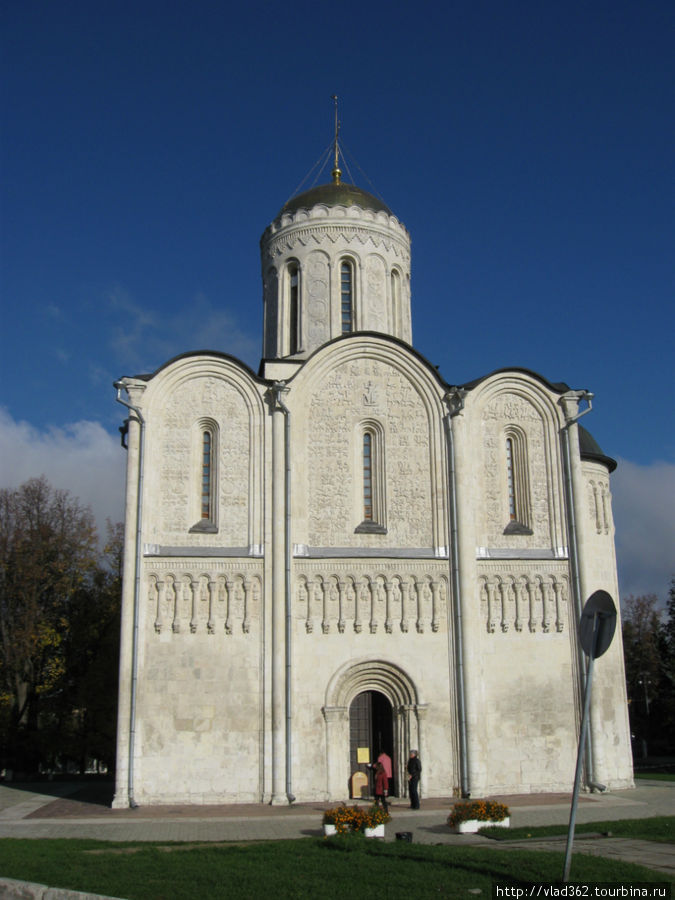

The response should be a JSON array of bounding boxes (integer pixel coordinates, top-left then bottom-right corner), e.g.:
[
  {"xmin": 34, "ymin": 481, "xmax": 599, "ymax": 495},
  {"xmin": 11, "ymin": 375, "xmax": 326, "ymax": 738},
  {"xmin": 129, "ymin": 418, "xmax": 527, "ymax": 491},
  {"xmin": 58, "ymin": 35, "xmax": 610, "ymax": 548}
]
[
  {"xmin": 450, "ymin": 816, "xmax": 510, "ymax": 834},
  {"xmin": 447, "ymin": 800, "xmax": 510, "ymax": 834},
  {"xmin": 322, "ymin": 803, "xmax": 391, "ymax": 836}
]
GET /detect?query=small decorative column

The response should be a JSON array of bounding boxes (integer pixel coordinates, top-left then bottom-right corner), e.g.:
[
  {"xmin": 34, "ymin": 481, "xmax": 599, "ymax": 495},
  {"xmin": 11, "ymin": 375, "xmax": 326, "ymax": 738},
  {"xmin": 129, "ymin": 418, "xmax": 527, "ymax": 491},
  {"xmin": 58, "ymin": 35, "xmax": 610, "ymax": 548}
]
[
  {"xmin": 207, "ymin": 579, "xmax": 217, "ymax": 634},
  {"xmin": 154, "ymin": 578, "xmax": 165, "ymax": 634},
  {"xmin": 430, "ymin": 580, "xmax": 441, "ymax": 632}
]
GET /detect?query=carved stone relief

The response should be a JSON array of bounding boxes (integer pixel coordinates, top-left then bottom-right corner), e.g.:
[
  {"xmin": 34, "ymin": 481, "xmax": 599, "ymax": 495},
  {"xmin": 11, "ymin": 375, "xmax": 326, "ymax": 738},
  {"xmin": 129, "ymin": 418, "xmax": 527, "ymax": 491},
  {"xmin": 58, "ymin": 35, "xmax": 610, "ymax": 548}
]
[
  {"xmin": 264, "ymin": 224, "xmax": 411, "ymax": 266},
  {"xmin": 158, "ymin": 378, "xmax": 251, "ymax": 546},
  {"xmin": 307, "ymin": 360, "xmax": 434, "ymax": 547},
  {"xmin": 306, "ymin": 252, "xmax": 330, "ymax": 347},
  {"xmin": 588, "ymin": 478, "xmax": 611, "ymax": 534},
  {"xmin": 365, "ymin": 254, "xmax": 387, "ymax": 332},
  {"xmin": 477, "ymin": 565, "xmax": 569, "ymax": 634},
  {"xmin": 294, "ymin": 564, "xmax": 448, "ymax": 635},
  {"xmin": 146, "ymin": 562, "xmax": 262, "ymax": 636},
  {"xmin": 480, "ymin": 393, "xmax": 552, "ymax": 547}
]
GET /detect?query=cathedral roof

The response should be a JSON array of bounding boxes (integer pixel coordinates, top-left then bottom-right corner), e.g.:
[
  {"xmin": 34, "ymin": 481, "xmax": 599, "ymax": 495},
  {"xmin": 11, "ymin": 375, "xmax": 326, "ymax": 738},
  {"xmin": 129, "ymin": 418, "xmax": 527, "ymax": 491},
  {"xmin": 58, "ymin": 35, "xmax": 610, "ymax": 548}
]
[
  {"xmin": 279, "ymin": 181, "xmax": 392, "ymax": 217},
  {"xmin": 578, "ymin": 424, "xmax": 617, "ymax": 472},
  {"xmin": 459, "ymin": 367, "xmax": 572, "ymax": 394}
]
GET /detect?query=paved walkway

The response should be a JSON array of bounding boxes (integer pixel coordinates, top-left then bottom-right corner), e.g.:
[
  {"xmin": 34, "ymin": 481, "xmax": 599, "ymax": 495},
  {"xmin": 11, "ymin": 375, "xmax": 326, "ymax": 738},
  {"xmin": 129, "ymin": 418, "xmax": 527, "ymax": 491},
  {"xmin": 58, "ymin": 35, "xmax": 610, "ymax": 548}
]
[{"xmin": 0, "ymin": 779, "xmax": 672, "ymax": 894}]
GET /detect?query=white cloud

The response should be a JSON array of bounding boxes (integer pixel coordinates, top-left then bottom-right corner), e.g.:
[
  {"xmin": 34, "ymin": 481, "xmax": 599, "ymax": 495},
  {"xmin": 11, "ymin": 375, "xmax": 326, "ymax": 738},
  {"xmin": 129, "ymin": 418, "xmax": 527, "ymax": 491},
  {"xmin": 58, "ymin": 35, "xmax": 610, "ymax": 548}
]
[
  {"xmin": 105, "ymin": 286, "xmax": 259, "ymax": 375},
  {"xmin": 0, "ymin": 408, "xmax": 126, "ymax": 537},
  {"xmin": 612, "ymin": 458, "xmax": 675, "ymax": 605}
]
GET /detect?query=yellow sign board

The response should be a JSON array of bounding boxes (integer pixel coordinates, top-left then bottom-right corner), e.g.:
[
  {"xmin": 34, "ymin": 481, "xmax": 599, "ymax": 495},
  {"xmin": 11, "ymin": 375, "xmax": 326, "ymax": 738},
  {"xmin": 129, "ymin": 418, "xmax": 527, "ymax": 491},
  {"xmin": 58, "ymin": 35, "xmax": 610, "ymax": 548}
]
[{"xmin": 357, "ymin": 747, "xmax": 370, "ymax": 764}]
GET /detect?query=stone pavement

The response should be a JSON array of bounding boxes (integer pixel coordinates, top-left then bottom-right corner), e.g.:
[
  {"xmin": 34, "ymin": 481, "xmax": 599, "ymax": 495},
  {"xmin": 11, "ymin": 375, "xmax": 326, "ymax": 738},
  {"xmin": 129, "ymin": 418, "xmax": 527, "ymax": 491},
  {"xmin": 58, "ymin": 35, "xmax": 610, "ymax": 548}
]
[{"xmin": 0, "ymin": 779, "xmax": 672, "ymax": 896}]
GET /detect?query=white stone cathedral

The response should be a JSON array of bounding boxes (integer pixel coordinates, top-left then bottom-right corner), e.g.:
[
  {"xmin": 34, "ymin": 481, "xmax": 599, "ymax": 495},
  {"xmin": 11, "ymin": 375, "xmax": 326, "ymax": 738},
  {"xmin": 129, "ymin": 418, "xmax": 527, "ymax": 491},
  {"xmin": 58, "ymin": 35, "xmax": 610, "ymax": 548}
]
[{"xmin": 112, "ymin": 160, "xmax": 633, "ymax": 807}]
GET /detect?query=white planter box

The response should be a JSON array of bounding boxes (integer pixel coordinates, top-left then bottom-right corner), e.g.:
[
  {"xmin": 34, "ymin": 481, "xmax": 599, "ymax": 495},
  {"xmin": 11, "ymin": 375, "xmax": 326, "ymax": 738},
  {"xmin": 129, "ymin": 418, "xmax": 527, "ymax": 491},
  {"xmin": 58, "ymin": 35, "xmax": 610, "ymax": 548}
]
[
  {"xmin": 323, "ymin": 824, "xmax": 337, "ymax": 836},
  {"xmin": 451, "ymin": 817, "xmax": 510, "ymax": 834},
  {"xmin": 364, "ymin": 824, "xmax": 385, "ymax": 838}
]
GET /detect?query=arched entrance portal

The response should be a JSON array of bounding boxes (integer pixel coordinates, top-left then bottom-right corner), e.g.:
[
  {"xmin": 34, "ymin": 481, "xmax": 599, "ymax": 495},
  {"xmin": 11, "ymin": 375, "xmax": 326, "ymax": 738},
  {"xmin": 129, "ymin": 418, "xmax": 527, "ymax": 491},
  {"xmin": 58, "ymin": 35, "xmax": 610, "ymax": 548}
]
[
  {"xmin": 322, "ymin": 658, "xmax": 425, "ymax": 802},
  {"xmin": 349, "ymin": 690, "xmax": 396, "ymax": 796}
]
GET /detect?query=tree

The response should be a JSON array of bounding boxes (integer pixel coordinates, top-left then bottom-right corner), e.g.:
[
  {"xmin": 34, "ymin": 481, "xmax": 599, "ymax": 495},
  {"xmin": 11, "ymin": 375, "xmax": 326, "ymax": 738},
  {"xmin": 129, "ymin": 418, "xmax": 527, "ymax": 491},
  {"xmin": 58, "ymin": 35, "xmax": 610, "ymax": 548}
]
[
  {"xmin": 0, "ymin": 477, "xmax": 100, "ymax": 771},
  {"xmin": 52, "ymin": 521, "xmax": 122, "ymax": 772},
  {"xmin": 622, "ymin": 589, "xmax": 674, "ymax": 758},
  {"xmin": 659, "ymin": 578, "xmax": 675, "ymax": 749}
]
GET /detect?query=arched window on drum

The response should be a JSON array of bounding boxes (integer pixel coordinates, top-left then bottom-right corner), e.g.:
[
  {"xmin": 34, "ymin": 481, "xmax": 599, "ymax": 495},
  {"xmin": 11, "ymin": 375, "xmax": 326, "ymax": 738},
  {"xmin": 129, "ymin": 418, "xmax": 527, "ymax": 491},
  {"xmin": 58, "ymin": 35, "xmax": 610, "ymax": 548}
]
[{"xmin": 340, "ymin": 260, "xmax": 354, "ymax": 333}]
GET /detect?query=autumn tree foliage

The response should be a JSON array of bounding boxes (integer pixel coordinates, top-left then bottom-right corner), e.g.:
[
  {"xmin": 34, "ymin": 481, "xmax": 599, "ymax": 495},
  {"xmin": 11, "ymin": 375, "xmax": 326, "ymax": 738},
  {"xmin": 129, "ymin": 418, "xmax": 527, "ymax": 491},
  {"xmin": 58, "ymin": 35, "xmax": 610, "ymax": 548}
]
[{"xmin": 0, "ymin": 477, "xmax": 121, "ymax": 773}]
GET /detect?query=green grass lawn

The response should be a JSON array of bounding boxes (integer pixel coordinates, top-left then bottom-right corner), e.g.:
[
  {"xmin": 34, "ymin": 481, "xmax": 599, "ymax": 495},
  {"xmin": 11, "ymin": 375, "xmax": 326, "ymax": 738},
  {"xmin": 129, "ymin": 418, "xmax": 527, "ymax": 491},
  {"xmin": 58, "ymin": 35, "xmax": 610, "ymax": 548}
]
[
  {"xmin": 0, "ymin": 835, "xmax": 671, "ymax": 900},
  {"xmin": 634, "ymin": 772, "xmax": 675, "ymax": 782},
  {"xmin": 481, "ymin": 814, "xmax": 675, "ymax": 843}
]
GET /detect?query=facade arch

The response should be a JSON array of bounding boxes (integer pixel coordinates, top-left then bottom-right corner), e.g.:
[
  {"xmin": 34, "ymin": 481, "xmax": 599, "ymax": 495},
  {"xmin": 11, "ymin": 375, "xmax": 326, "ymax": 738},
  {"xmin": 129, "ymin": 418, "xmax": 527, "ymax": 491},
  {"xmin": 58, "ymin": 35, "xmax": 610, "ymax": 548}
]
[
  {"xmin": 139, "ymin": 355, "xmax": 265, "ymax": 552},
  {"xmin": 322, "ymin": 658, "xmax": 425, "ymax": 801},
  {"xmin": 290, "ymin": 336, "xmax": 449, "ymax": 554},
  {"xmin": 468, "ymin": 372, "xmax": 566, "ymax": 552}
]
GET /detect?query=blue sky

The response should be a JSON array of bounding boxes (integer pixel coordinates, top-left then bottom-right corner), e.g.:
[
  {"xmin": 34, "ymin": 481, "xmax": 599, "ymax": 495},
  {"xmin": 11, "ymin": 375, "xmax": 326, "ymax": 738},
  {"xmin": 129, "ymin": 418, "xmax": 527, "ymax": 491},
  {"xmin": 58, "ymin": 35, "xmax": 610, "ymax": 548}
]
[{"xmin": 1, "ymin": 0, "xmax": 673, "ymax": 603}]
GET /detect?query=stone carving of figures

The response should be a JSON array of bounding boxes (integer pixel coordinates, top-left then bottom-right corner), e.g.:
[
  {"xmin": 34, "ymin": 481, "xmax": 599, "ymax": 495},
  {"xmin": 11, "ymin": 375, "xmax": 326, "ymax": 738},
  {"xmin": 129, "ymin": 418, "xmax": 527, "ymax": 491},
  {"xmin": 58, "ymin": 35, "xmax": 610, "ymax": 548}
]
[
  {"xmin": 166, "ymin": 576, "xmax": 179, "ymax": 633},
  {"xmin": 514, "ymin": 579, "xmax": 525, "ymax": 632},
  {"xmin": 337, "ymin": 580, "xmax": 347, "ymax": 633},
  {"xmin": 150, "ymin": 576, "xmax": 162, "ymax": 634},
  {"xmin": 400, "ymin": 579, "xmax": 410, "ymax": 632},
  {"xmin": 224, "ymin": 579, "xmax": 234, "ymax": 635},
  {"xmin": 385, "ymin": 580, "xmax": 395, "ymax": 633},
  {"xmin": 527, "ymin": 579, "xmax": 537, "ymax": 633},
  {"xmin": 243, "ymin": 579, "xmax": 252, "ymax": 634},
  {"xmin": 554, "ymin": 579, "xmax": 565, "ymax": 633},
  {"xmin": 363, "ymin": 381, "xmax": 377, "ymax": 406},
  {"xmin": 486, "ymin": 580, "xmax": 497, "ymax": 634},
  {"xmin": 499, "ymin": 581, "xmax": 510, "ymax": 633},
  {"xmin": 320, "ymin": 580, "xmax": 330, "ymax": 634},
  {"xmin": 431, "ymin": 580, "xmax": 441, "ymax": 632},
  {"xmin": 187, "ymin": 577, "xmax": 197, "ymax": 633},
  {"xmin": 541, "ymin": 579, "xmax": 551, "ymax": 633},
  {"xmin": 207, "ymin": 579, "xmax": 217, "ymax": 634}
]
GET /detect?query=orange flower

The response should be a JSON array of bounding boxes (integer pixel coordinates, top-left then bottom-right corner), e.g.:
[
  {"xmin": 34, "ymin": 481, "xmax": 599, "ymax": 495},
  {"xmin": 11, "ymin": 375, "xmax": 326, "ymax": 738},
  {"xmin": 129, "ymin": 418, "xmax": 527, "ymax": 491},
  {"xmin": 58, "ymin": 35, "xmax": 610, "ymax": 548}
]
[{"xmin": 447, "ymin": 800, "xmax": 509, "ymax": 827}]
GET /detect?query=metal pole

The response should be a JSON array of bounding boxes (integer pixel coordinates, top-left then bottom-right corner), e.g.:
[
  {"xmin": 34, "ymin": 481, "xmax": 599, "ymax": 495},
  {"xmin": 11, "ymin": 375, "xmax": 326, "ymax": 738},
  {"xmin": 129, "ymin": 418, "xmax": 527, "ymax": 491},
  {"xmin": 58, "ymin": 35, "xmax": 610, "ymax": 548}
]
[{"xmin": 562, "ymin": 613, "xmax": 599, "ymax": 882}]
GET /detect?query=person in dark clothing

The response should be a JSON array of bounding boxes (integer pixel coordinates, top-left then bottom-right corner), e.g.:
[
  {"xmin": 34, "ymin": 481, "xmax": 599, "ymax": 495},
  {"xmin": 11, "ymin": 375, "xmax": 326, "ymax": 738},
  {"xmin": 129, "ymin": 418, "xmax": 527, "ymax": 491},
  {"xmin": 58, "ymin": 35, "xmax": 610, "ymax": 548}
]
[
  {"xmin": 373, "ymin": 761, "xmax": 389, "ymax": 812},
  {"xmin": 407, "ymin": 749, "xmax": 421, "ymax": 809}
]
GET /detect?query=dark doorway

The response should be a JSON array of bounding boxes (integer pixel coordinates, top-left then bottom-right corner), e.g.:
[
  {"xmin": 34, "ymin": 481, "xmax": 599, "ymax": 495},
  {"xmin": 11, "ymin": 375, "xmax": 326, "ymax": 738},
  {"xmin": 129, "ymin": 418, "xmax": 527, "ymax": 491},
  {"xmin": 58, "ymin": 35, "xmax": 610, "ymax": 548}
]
[{"xmin": 349, "ymin": 690, "xmax": 396, "ymax": 796}]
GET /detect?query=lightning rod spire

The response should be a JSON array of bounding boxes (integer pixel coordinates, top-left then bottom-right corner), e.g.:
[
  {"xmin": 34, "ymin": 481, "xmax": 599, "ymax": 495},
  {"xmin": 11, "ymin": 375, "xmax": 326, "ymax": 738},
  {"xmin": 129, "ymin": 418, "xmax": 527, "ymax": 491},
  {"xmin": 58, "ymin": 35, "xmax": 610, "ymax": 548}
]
[{"xmin": 331, "ymin": 94, "xmax": 341, "ymax": 184}]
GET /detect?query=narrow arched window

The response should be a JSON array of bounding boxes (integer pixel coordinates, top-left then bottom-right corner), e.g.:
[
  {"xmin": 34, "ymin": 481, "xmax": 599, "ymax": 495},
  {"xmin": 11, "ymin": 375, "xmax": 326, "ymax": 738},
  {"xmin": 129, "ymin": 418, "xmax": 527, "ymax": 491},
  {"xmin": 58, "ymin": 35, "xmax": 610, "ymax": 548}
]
[
  {"xmin": 341, "ymin": 261, "xmax": 353, "ymax": 333},
  {"xmin": 506, "ymin": 437, "xmax": 516, "ymax": 521},
  {"xmin": 363, "ymin": 432, "xmax": 373, "ymax": 521},
  {"xmin": 201, "ymin": 431, "xmax": 213, "ymax": 520},
  {"xmin": 503, "ymin": 430, "xmax": 532, "ymax": 535},
  {"xmin": 355, "ymin": 423, "xmax": 386, "ymax": 534},
  {"xmin": 391, "ymin": 269, "xmax": 401, "ymax": 334},
  {"xmin": 191, "ymin": 420, "xmax": 218, "ymax": 533},
  {"xmin": 288, "ymin": 263, "xmax": 299, "ymax": 354}
]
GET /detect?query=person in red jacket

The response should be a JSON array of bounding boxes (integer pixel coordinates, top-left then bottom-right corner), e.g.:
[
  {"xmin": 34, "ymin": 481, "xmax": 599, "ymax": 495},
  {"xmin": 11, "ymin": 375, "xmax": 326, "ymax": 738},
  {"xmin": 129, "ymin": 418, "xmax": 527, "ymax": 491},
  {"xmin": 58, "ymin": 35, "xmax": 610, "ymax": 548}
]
[{"xmin": 373, "ymin": 761, "xmax": 389, "ymax": 812}]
